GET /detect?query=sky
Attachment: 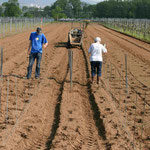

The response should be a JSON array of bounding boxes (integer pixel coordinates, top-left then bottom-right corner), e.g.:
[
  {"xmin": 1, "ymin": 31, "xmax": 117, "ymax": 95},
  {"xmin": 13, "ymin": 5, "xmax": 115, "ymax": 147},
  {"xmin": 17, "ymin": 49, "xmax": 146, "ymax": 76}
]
[{"xmin": 0, "ymin": 0, "xmax": 104, "ymax": 8}]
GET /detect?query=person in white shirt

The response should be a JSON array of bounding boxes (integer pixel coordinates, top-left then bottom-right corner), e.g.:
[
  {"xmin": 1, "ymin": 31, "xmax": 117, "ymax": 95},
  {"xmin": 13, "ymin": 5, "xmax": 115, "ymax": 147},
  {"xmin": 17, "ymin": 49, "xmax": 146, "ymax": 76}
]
[{"xmin": 88, "ymin": 37, "xmax": 107, "ymax": 84}]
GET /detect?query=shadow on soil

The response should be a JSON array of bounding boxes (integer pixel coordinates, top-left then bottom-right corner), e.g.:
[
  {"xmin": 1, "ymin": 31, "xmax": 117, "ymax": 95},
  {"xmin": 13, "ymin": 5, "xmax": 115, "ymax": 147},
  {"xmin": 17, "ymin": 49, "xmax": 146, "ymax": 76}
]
[
  {"xmin": 82, "ymin": 47, "xmax": 112, "ymax": 150},
  {"xmin": 3, "ymin": 74, "xmax": 26, "ymax": 79},
  {"xmin": 48, "ymin": 77, "xmax": 87, "ymax": 87},
  {"xmin": 45, "ymin": 65, "xmax": 69, "ymax": 150},
  {"xmin": 55, "ymin": 42, "xmax": 82, "ymax": 49},
  {"xmin": 55, "ymin": 42, "xmax": 69, "ymax": 48}
]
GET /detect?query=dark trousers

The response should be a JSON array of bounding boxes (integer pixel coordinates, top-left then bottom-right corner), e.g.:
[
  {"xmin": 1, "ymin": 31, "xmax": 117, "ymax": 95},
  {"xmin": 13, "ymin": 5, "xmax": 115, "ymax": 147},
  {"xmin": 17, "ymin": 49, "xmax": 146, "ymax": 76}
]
[
  {"xmin": 90, "ymin": 61, "xmax": 102, "ymax": 77},
  {"xmin": 27, "ymin": 53, "xmax": 42, "ymax": 79}
]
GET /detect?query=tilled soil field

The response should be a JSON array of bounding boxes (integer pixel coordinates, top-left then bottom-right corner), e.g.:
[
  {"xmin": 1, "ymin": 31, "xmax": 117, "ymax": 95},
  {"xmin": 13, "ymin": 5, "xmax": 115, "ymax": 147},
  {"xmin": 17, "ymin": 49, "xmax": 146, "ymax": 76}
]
[{"xmin": 0, "ymin": 23, "xmax": 150, "ymax": 150}]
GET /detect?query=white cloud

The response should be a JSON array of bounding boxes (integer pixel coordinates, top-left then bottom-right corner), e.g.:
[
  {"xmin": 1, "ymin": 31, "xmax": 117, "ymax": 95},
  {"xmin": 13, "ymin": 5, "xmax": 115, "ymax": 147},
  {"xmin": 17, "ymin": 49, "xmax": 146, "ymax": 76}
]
[{"xmin": 81, "ymin": 0, "xmax": 104, "ymax": 4}]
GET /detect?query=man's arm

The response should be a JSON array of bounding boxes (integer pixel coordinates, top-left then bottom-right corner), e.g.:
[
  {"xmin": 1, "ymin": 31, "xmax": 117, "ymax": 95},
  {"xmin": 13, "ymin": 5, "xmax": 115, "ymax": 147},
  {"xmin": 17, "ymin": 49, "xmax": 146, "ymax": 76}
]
[{"xmin": 27, "ymin": 41, "xmax": 32, "ymax": 55}]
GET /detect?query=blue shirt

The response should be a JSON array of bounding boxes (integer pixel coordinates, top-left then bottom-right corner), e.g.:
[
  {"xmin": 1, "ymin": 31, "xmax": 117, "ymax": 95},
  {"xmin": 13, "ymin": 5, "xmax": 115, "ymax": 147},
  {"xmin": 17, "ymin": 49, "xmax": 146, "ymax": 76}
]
[{"xmin": 29, "ymin": 32, "xmax": 48, "ymax": 53}]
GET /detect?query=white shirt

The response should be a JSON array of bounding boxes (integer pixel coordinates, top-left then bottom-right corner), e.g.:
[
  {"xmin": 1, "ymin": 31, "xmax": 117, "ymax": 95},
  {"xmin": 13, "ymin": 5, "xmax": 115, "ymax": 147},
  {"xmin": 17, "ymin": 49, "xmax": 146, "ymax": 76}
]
[{"xmin": 88, "ymin": 42, "xmax": 107, "ymax": 62}]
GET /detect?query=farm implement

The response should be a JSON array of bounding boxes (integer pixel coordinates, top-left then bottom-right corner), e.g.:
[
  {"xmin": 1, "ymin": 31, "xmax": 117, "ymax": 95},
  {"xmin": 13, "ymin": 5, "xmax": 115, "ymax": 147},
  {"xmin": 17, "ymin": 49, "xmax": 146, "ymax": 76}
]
[{"xmin": 68, "ymin": 22, "xmax": 84, "ymax": 48}]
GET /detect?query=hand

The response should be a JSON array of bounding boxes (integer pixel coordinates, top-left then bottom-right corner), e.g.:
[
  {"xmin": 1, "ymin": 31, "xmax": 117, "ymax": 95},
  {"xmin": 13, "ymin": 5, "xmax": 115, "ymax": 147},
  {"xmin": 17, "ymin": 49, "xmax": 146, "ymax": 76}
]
[
  {"xmin": 43, "ymin": 43, "xmax": 48, "ymax": 49},
  {"xmin": 43, "ymin": 45, "xmax": 47, "ymax": 49}
]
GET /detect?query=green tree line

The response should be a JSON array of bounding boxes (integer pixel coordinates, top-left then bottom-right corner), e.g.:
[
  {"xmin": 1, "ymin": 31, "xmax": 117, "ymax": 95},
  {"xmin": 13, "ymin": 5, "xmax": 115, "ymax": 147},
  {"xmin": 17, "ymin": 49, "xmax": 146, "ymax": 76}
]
[
  {"xmin": 0, "ymin": 0, "xmax": 150, "ymax": 19},
  {"xmin": 94, "ymin": 0, "xmax": 150, "ymax": 18}
]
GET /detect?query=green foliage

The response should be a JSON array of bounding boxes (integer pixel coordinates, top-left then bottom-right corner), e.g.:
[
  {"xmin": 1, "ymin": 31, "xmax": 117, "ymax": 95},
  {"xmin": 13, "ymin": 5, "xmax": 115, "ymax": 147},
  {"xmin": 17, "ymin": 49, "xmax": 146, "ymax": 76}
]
[
  {"xmin": 53, "ymin": 0, "xmax": 68, "ymax": 10},
  {"xmin": 28, "ymin": 7, "xmax": 43, "ymax": 17},
  {"xmin": 2, "ymin": 0, "xmax": 21, "ymax": 17},
  {"xmin": 22, "ymin": 6, "xmax": 28, "ymax": 12},
  {"xmin": 94, "ymin": 0, "xmax": 150, "ymax": 19},
  {"xmin": 23, "ymin": 12, "xmax": 33, "ymax": 18},
  {"xmin": 43, "ymin": 6, "xmax": 52, "ymax": 17},
  {"xmin": 4, "ymin": 3, "xmax": 22, "ymax": 17},
  {"xmin": 0, "ymin": 6, "xmax": 3, "ymax": 16},
  {"xmin": 51, "ymin": 0, "xmax": 82, "ymax": 18},
  {"xmin": 8, "ymin": 0, "xmax": 19, "ymax": 6},
  {"xmin": 51, "ymin": 6, "xmax": 66, "ymax": 20},
  {"xmin": 69, "ymin": 0, "xmax": 81, "ymax": 17}
]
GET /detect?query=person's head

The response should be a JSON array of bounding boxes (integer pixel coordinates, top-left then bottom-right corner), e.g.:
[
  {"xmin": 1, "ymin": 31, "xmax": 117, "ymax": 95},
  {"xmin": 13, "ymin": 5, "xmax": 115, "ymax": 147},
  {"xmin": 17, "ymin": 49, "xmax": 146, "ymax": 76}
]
[
  {"xmin": 36, "ymin": 27, "xmax": 42, "ymax": 35},
  {"xmin": 94, "ymin": 37, "xmax": 101, "ymax": 43}
]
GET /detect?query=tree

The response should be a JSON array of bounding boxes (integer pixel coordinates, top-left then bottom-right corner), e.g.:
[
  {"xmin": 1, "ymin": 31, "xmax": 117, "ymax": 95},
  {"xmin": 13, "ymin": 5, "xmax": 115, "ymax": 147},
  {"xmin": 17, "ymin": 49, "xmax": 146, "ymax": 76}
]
[
  {"xmin": 80, "ymin": 2, "xmax": 89, "ymax": 18},
  {"xmin": 28, "ymin": 7, "xmax": 43, "ymax": 17},
  {"xmin": 3, "ymin": 0, "xmax": 21, "ymax": 17},
  {"xmin": 69, "ymin": 0, "xmax": 81, "ymax": 18},
  {"xmin": 8, "ymin": 0, "xmax": 19, "ymax": 5},
  {"xmin": 51, "ymin": 0, "xmax": 82, "ymax": 18},
  {"xmin": 93, "ymin": 0, "xmax": 150, "ymax": 19},
  {"xmin": 22, "ymin": 6, "xmax": 29, "ymax": 13},
  {"xmin": 133, "ymin": 0, "xmax": 150, "ymax": 18},
  {"xmin": 51, "ymin": 0, "xmax": 69, "ymax": 17},
  {"xmin": 43, "ymin": 6, "xmax": 52, "ymax": 17},
  {"xmin": 0, "ymin": 6, "xmax": 4, "ymax": 16},
  {"xmin": 23, "ymin": 12, "xmax": 33, "ymax": 18},
  {"xmin": 64, "ymin": 2, "xmax": 74, "ymax": 18},
  {"xmin": 55, "ymin": 0, "xmax": 68, "ymax": 10},
  {"xmin": 51, "ymin": 6, "xmax": 66, "ymax": 20}
]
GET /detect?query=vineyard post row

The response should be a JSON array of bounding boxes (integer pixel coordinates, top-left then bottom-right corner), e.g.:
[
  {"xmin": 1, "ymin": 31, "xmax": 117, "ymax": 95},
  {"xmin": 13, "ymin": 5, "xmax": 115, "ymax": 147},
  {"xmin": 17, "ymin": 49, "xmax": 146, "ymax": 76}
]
[
  {"xmin": 0, "ymin": 17, "xmax": 54, "ymax": 38},
  {"xmin": 97, "ymin": 18, "xmax": 150, "ymax": 42}
]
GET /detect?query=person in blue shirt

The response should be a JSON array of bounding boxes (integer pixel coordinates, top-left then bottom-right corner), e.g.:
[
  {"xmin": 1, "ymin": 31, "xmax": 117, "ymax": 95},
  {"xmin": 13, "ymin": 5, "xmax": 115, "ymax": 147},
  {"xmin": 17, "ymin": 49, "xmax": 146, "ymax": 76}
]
[{"xmin": 26, "ymin": 27, "xmax": 48, "ymax": 79}]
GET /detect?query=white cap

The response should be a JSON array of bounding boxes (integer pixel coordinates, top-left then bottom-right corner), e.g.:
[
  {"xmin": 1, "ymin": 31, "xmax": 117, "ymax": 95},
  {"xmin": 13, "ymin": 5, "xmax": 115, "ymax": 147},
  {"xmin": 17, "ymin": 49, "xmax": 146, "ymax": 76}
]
[{"xmin": 94, "ymin": 37, "xmax": 101, "ymax": 42}]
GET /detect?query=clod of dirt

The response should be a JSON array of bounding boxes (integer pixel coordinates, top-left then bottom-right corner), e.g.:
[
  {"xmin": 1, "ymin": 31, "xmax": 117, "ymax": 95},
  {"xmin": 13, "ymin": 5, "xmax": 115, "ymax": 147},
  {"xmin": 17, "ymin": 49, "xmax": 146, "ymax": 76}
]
[{"xmin": 21, "ymin": 133, "xmax": 28, "ymax": 139}]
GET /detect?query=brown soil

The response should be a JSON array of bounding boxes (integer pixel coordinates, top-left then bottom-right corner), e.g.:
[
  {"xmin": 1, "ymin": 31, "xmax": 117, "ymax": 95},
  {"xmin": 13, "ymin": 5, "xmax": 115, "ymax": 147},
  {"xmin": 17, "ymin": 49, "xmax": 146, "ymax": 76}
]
[{"xmin": 0, "ymin": 22, "xmax": 149, "ymax": 150}]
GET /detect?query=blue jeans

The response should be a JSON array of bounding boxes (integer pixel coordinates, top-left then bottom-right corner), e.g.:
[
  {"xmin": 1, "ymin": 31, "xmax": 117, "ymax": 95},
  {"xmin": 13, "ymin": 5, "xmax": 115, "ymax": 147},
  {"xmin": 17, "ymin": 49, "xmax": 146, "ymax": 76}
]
[
  {"xmin": 90, "ymin": 61, "xmax": 102, "ymax": 77},
  {"xmin": 27, "ymin": 53, "xmax": 42, "ymax": 79}
]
